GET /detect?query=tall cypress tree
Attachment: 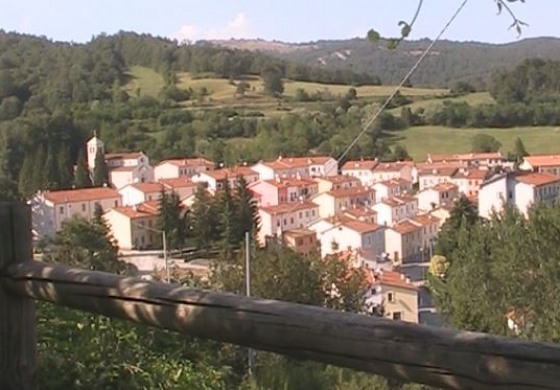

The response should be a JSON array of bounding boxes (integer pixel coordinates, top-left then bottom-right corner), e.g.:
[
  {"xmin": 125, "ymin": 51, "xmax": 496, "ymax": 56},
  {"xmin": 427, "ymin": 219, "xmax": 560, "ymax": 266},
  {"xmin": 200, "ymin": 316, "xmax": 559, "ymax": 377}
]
[
  {"xmin": 234, "ymin": 174, "xmax": 260, "ymax": 243},
  {"xmin": 74, "ymin": 149, "xmax": 92, "ymax": 189},
  {"xmin": 92, "ymin": 149, "xmax": 108, "ymax": 187},
  {"xmin": 32, "ymin": 145, "xmax": 46, "ymax": 191},
  {"xmin": 18, "ymin": 153, "xmax": 35, "ymax": 197},
  {"xmin": 218, "ymin": 180, "xmax": 237, "ymax": 258},
  {"xmin": 57, "ymin": 146, "xmax": 73, "ymax": 189},
  {"xmin": 44, "ymin": 145, "xmax": 60, "ymax": 190},
  {"xmin": 190, "ymin": 184, "xmax": 214, "ymax": 250},
  {"xmin": 0, "ymin": 141, "xmax": 18, "ymax": 201}
]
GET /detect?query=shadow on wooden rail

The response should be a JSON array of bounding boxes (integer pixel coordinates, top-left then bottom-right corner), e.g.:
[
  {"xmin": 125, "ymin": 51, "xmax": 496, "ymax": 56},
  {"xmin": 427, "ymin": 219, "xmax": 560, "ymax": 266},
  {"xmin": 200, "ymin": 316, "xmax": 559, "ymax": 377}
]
[{"xmin": 1, "ymin": 203, "xmax": 560, "ymax": 390}]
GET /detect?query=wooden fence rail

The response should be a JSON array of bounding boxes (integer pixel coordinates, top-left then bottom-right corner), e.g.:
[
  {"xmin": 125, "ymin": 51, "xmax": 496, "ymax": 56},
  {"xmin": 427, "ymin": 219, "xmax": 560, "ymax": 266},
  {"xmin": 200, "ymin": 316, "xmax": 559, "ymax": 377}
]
[{"xmin": 2, "ymin": 202, "xmax": 560, "ymax": 389}]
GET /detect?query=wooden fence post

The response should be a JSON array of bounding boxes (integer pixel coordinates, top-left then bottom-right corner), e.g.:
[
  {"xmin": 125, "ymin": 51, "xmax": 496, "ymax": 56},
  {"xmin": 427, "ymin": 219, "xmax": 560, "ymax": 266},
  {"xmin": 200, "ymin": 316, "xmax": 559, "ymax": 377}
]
[{"xmin": 0, "ymin": 202, "xmax": 37, "ymax": 389}]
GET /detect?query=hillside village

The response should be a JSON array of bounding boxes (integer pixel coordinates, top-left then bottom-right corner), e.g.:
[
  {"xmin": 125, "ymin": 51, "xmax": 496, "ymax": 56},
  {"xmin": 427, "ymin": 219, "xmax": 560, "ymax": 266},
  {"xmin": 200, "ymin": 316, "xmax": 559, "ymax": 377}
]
[{"xmin": 29, "ymin": 133, "xmax": 560, "ymax": 325}]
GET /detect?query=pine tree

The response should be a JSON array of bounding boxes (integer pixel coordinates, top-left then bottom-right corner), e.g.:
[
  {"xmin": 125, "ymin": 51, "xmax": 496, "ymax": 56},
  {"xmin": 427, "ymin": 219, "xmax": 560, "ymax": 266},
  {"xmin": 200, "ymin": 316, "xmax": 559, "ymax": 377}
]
[
  {"xmin": 234, "ymin": 175, "xmax": 260, "ymax": 243},
  {"xmin": 32, "ymin": 145, "xmax": 46, "ymax": 191},
  {"xmin": 0, "ymin": 142, "xmax": 18, "ymax": 201},
  {"xmin": 44, "ymin": 145, "xmax": 60, "ymax": 190},
  {"xmin": 218, "ymin": 180, "xmax": 237, "ymax": 259},
  {"xmin": 57, "ymin": 146, "xmax": 73, "ymax": 189},
  {"xmin": 156, "ymin": 189, "xmax": 186, "ymax": 250},
  {"xmin": 74, "ymin": 149, "xmax": 92, "ymax": 189},
  {"xmin": 190, "ymin": 184, "xmax": 215, "ymax": 250},
  {"xmin": 92, "ymin": 148, "xmax": 108, "ymax": 187},
  {"xmin": 18, "ymin": 153, "xmax": 35, "ymax": 197}
]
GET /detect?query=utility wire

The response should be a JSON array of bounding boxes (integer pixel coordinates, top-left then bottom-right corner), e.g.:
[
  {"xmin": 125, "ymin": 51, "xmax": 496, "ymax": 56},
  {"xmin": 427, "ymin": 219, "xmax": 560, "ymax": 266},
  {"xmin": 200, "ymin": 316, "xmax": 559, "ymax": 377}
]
[{"xmin": 333, "ymin": 0, "xmax": 470, "ymax": 172}]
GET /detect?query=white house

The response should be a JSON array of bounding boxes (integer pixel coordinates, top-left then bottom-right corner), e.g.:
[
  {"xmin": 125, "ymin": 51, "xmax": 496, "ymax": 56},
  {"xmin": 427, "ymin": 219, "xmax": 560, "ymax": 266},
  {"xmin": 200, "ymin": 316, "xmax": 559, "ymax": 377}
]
[
  {"xmin": 119, "ymin": 182, "xmax": 165, "ymax": 206},
  {"xmin": 258, "ymin": 201, "xmax": 321, "ymax": 246},
  {"xmin": 372, "ymin": 178, "xmax": 413, "ymax": 203},
  {"xmin": 416, "ymin": 183, "xmax": 459, "ymax": 212},
  {"xmin": 417, "ymin": 166, "xmax": 459, "ymax": 191},
  {"xmin": 192, "ymin": 166, "xmax": 259, "ymax": 192},
  {"xmin": 478, "ymin": 172, "xmax": 560, "ymax": 219},
  {"xmin": 32, "ymin": 187, "xmax": 122, "ymax": 239},
  {"xmin": 251, "ymin": 156, "xmax": 338, "ymax": 180},
  {"xmin": 103, "ymin": 202, "xmax": 159, "ymax": 250},
  {"xmin": 311, "ymin": 186, "xmax": 375, "ymax": 218},
  {"xmin": 372, "ymin": 195, "xmax": 418, "ymax": 227},
  {"xmin": 309, "ymin": 218, "xmax": 385, "ymax": 260},
  {"xmin": 341, "ymin": 160, "xmax": 415, "ymax": 187},
  {"xmin": 385, "ymin": 220, "xmax": 423, "ymax": 265},
  {"xmin": 154, "ymin": 158, "xmax": 214, "ymax": 180},
  {"xmin": 109, "ymin": 163, "xmax": 154, "ymax": 190},
  {"xmin": 427, "ymin": 152, "xmax": 507, "ymax": 169}
]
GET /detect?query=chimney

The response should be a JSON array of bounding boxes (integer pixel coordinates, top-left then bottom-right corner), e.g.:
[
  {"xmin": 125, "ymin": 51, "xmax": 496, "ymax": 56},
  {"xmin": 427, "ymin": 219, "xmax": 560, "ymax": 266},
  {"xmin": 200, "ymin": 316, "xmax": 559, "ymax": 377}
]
[{"xmin": 400, "ymin": 273, "xmax": 405, "ymax": 280}]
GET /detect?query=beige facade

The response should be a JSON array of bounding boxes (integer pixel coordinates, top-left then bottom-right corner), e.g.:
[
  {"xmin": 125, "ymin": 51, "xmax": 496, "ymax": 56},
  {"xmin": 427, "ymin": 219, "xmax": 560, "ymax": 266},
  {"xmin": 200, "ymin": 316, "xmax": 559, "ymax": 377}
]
[
  {"xmin": 154, "ymin": 158, "xmax": 214, "ymax": 180},
  {"xmin": 104, "ymin": 203, "xmax": 159, "ymax": 250},
  {"xmin": 311, "ymin": 187, "xmax": 375, "ymax": 219}
]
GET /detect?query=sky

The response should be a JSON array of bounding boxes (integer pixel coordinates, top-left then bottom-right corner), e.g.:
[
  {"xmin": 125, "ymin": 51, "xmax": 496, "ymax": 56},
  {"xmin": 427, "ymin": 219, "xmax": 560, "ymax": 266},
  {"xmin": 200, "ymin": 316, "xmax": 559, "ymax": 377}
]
[{"xmin": 0, "ymin": 0, "xmax": 558, "ymax": 44}]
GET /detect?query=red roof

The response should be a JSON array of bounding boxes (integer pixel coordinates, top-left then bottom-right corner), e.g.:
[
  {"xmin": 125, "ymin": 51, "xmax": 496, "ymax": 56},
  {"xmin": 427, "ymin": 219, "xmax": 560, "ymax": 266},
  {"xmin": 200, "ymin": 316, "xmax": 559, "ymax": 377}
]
[
  {"xmin": 315, "ymin": 175, "xmax": 360, "ymax": 184},
  {"xmin": 411, "ymin": 213, "xmax": 440, "ymax": 227},
  {"xmin": 515, "ymin": 172, "xmax": 560, "ymax": 187},
  {"xmin": 523, "ymin": 155, "xmax": 560, "ymax": 168},
  {"xmin": 327, "ymin": 186, "xmax": 374, "ymax": 198},
  {"xmin": 260, "ymin": 201, "xmax": 318, "ymax": 215},
  {"xmin": 431, "ymin": 183, "xmax": 458, "ymax": 193},
  {"xmin": 204, "ymin": 166, "xmax": 258, "ymax": 181},
  {"xmin": 110, "ymin": 202, "xmax": 159, "ymax": 219},
  {"xmin": 391, "ymin": 220, "xmax": 422, "ymax": 235},
  {"xmin": 341, "ymin": 160, "xmax": 378, "ymax": 171},
  {"xmin": 43, "ymin": 187, "xmax": 120, "ymax": 204},
  {"xmin": 343, "ymin": 207, "xmax": 377, "ymax": 218},
  {"xmin": 452, "ymin": 169, "xmax": 491, "ymax": 181},
  {"xmin": 158, "ymin": 177, "xmax": 197, "ymax": 189},
  {"xmin": 372, "ymin": 161, "xmax": 413, "ymax": 172},
  {"xmin": 418, "ymin": 166, "xmax": 459, "ymax": 177},
  {"xmin": 367, "ymin": 269, "xmax": 417, "ymax": 291},
  {"xmin": 375, "ymin": 178, "xmax": 412, "ymax": 187},
  {"xmin": 131, "ymin": 182, "xmax": 164, "ymax": 193},
  {"xmin": 340, "ymin": 219, "xmax": 383, "ymax": 234}
]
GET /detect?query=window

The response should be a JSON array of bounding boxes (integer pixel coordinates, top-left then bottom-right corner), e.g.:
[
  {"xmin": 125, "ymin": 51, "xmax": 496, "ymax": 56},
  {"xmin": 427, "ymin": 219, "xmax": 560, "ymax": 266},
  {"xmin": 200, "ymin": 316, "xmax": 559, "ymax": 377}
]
[
  {"xmin": 59, "ymin": 206, "xmax": 64, "ymax": 215},
  {"xmin": 114, "ymin": 201, "xmax": 118, "ymax": 207},
  {"xmin": 82, "ymin": 204, "xmax": 86, "ymax": 212},
  {"xmin": 290, "ymin": 217, "xmax": 294, "ymax": 224},
  {"xmin": 387, "ymin": 292, "xmax": 395, "ymax": 303},
  {"xmin": 312, "ymin": 210, "xmax": 316, "ymax": 217},
  {"xmin": 392, "ymin": 312, "xmax": 402, "ymax": 321},
  {"xmin": 299, "ymin": 212, "xmax": 302, "ymax": 219},
  {"xmin": 283, "ymin": 219, "xmax": 287, "ymax": 226}
]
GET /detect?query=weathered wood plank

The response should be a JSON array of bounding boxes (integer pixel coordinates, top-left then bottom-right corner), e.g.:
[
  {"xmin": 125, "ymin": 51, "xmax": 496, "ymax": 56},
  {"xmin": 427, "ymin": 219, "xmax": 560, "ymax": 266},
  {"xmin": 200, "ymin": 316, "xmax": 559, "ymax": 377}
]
[
  {"xmin": 2, "ymin": 260, "xmax": 560, "ymax": 389},
  {"xmin": 0, "ymin": 203, "xmax": 37, "ymax": 390}
]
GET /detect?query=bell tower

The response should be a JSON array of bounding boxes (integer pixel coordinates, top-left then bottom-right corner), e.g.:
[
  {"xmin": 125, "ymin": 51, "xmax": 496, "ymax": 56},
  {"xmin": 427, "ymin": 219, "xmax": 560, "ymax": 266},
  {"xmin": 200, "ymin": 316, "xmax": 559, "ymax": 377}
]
[{"xmin": 86, "ymin": 131, "xmax": 104, "ymax": 171}]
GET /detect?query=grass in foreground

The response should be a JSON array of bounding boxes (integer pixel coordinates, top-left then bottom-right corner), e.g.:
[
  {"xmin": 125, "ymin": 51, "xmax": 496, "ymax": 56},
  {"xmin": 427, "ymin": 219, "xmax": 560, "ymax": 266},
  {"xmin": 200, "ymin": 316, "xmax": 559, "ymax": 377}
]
[{"xmin": 395, "ymin": 126, "xmax": 560, "ymax": 161}]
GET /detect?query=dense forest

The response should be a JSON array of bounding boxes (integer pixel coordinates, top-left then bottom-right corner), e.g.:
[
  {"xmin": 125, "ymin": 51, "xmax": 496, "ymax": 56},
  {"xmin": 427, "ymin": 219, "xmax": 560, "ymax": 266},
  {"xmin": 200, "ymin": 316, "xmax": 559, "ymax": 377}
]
[{"xmin": 211, "ymin": 37, "xmax": 560, "ymax": 87}]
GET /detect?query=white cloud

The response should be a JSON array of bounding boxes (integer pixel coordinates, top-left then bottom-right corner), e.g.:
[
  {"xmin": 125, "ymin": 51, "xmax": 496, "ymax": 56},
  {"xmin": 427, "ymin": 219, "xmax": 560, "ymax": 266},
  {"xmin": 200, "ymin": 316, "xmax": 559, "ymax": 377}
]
[
  {"xmin": 175, "ymin": 24, "xmax": 198, "ymax": 42},
  {"xmin": 173, "ymin": 12, "xmax": 250, "ymax": 43}
]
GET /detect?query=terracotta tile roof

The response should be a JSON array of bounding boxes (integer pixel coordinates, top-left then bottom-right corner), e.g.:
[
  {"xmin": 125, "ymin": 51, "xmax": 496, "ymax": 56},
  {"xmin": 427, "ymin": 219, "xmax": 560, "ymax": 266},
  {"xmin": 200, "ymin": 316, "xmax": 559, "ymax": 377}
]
[
  {"xmin": 131, "ymin": 182, "xmax": 165, "ymax": 193},
  {"xmin": 159, "ymin": 157, "xmax": 214, "ymax": 167},
  {"xmin": 343, "ymin": 207, "xmax": 377, "ymax": 218},
  {"xmin": 523, "ymin": 155, "xmax": 560, "ymax": 168},
  {"xmin": 327, "ymin": 186, "xmax": 374, "ymax": 198},
  {"xmin": 340, "ymin": 219, "xmax": 384, "ymax": 234},
  {"xmin": 260, "ymin": 201, "xmax": 318, "ymax": 215},
  {"xmin": 391, "ymin": 220, "xmax": 422, "ymax": 235},
  {"xmin": 105, "ymin": 152, "xmax": 144, "ymax": 160},
  {"xmin": 262, "ymin": 156, "xmax": 334, "ymax": 170},
  {"xmin": 158, "ymin": 177, "xmax": 197, "ymax": 189},
  {"xmin": 411, "ymin": 213, "xmax": 440, "ymax": 227},
  {"xmin": 428, "ymin": 152, "xmax": 503, "ymax": 162},
  {"xmin": 416, "ymin": 162, "xmax": 464, "ymax": 171},
  {"xmin": 418, "ymin": 166, "xmax": 459, "ymax": 177},
  {"xmin": 110, "ymin": 202, "xmax": 159, "ymax": 219},
  {"xmin": 204, "ymin": 166, "xmax": 259, "ymax": 181},
  {"xmin": 264, "ymin": 177, "xmax": 318, "ymax": 188},
  {"xmin": 375, "ymin": 178, "xmax": 412, "ymax": 187},
  {"xmin": 372, "ymin": 161, "xmax": 413, "ymax": 172},
  {"xmin": 515, "ymin": 172, "xmax": 560, "ymax": 187},
  {"xmin": 341, "ymin": 160, "xmax": 378, "ymax": 171},
  {"xmin": 367, "ymin": 269, "xmax": 417, "ymax": 291},
  {"xmin": 452, "ymin": 169, "xmax": 491, "ymax": 181},
  {"xmin": 43, "ymin": 187, "xmax": 120, "ymax": 204}
]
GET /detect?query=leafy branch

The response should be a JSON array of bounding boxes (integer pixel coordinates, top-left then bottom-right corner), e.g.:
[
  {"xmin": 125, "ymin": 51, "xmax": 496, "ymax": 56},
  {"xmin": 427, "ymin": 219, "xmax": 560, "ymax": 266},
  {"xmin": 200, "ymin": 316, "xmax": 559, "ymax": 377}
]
[
  {"xmin": 495, "ymin": 0, "xmax": 528, "ymax": 37},
  {"xmin": 368, "ymin": 0, "xmax": 528, "ymax": 49}
]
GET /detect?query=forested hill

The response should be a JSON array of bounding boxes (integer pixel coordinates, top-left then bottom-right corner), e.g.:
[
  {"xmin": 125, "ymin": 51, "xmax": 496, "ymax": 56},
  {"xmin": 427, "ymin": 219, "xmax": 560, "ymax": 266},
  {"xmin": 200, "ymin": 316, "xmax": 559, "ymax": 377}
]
[{"xmin": 205, "ymin": 37, "xmax": 560, "ymax": 88}]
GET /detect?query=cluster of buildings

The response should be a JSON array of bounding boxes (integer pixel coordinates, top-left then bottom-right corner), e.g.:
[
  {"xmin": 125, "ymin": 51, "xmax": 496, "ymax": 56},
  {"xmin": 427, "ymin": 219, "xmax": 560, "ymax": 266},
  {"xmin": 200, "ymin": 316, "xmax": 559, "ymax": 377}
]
[{"xmin": 29, "ymin": 135, "xmax": 560, "ymax": 324}]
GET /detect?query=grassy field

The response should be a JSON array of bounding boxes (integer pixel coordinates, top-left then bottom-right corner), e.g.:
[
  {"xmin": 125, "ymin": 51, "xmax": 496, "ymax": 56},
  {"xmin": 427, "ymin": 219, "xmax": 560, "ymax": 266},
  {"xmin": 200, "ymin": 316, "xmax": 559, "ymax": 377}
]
[
  {"xmin": 394, "ymin": 125, "xmax": 560, "ymax": 161},
  {"xmin": 123, "ymin": 66, "xmax": 164, "ymax": 97}
]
